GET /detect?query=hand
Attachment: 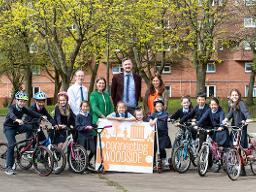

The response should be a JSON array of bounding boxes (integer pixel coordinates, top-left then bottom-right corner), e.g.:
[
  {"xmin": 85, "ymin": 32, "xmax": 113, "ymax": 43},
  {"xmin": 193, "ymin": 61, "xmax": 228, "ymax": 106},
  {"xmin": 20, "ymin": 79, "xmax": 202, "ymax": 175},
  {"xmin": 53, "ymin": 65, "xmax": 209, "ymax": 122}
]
[
  {"xmin": 174, "ymin": 122, "xmax": 180, "ymax": 127},
  {"xmin": 54, "ymin": 125, "xmax": 59, "ymax": 130},
  {"xmin": 100, "ymin": 114, "xmax": 106, "ymax": 118},
  {"xmin": 15, "ymin": 119, "xmax": 23, "ymax": 125},
  {"xmin": 246, "ymin": 119, "xmax": 253, "ymax": 123},
  {"xmin": 193, "ymin": 125, "xmax": 198, "ymax": 130},
  {"xmin": 217, "ymin": 127, "xmax": 223, "ymax": 131},
  {"xmin": 42, "ymin": 116, "xmax": 47, "ymax": 120},
  {"xmin": 85, "ymin": 125, "xmax": 93, "ymax": 130},
  {"xmin": 191, "ymin": 121, "xmax": 196, "ymax": 126}
]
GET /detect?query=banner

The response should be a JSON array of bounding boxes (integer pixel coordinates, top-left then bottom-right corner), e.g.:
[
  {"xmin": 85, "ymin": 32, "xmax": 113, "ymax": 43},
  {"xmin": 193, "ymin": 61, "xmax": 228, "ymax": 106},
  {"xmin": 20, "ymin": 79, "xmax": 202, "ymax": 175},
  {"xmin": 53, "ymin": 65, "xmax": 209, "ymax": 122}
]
[{"xmin": 95, "ymin": 118, "xmax": 155, "ymax": 173}]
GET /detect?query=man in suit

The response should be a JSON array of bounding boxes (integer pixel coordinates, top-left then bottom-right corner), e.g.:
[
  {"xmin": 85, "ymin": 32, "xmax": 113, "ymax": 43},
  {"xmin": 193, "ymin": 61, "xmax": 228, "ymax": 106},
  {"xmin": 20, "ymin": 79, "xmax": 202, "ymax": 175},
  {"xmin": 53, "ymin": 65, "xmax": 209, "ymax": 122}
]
[{"xmin": 111, "ymin": 58, "xmax": 142, "ymax": 115}]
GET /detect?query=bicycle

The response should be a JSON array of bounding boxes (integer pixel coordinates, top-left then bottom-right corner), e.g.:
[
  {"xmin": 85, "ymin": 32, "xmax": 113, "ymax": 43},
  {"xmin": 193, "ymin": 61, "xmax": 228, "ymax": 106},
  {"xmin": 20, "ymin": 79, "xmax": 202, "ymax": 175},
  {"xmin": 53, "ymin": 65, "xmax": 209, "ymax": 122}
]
[
  {"xmin": 197, "ymin": 127, "xmax": 228, "ymax": 177},
  {"xmin": 172, "ymin": 123, "xmax": 200, "ymax": 173},
  {"xmin": 225, "ymin": 122, "xmax": 256, "ymax": 181},
  {"xmin": 0, "ymin": 118, "xmax": 54, "ymax": 176},
  {"xmin": 58, "ymin": 126, "xmax": 88, "ymax": 173},
  {"xmin": 39, "ymin": 119, "xmax": 66, "ymax": 175}
]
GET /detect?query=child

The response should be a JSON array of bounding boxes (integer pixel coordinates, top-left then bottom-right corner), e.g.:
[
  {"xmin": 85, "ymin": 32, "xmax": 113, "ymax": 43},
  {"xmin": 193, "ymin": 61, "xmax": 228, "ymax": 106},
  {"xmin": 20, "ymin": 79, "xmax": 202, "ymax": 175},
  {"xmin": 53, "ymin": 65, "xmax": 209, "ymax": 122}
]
[
  {"xmin": 75, "ymin": 101, "xmax": 95, "ymax": 170},
  {"xmin": 107, "ymin": 101, "xmax": 136, "ymax": 121},
  {"xmin": 149, "ymin": 98, "xmax": 172, "ymax": 167},
  {"xmin": 134, "ymin": 107, "xmax": 145, "ymax": 122},
  {"xmin": 53, "ymin": 91, "xmax": 76, "ymax": 148},
  {"xmin": 25, "ymin": 91, "xmax": 57, "ymax": 142},
  {"xmin": 223, "ymin": 88, "xmax": 252, "ymax": 176},
  {"xmin": 197, "ymin": 97, "xmax": 229, "ymax": 148},
  {"xmin": 3, "ymin": 91, "xmax": 42, "ymax": 175},
  {"xmin": 170, "ymin": 95, "xmax": 193, "ymax": 121}
]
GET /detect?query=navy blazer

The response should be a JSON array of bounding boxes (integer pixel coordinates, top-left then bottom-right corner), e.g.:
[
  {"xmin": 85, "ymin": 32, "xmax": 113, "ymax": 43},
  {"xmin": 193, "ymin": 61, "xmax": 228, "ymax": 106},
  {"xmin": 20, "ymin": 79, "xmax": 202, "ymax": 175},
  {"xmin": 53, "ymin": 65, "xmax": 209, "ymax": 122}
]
[{"xmin": 170, "ymin": 108, "xmax": 192, "ymax": 121}]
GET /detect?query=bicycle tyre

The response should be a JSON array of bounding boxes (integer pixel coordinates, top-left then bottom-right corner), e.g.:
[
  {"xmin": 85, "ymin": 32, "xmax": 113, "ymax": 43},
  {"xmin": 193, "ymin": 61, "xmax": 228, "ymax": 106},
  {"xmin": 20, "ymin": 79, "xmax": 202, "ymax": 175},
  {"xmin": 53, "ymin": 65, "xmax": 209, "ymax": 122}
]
[
  {"xmin": 17, "ymin": 146, "xmax": 33, "ymax": 170},
  {"xmin": 226, "ymin": 148, "xmax": 241, "ymax": 181},
  {"xmin": 68, "ymin": 144, "xmax": 87, "ymax": 173},
  {"xmin": 32, "ymin": 146, "xmax": 54, "ymax": 176},
  {"xmin": 51, "ymin": 146, "xmax": 66, "ymax": 174},
  {"xmin": 197, "ymin": 145, "xmax": 209, "ymax": 177},
  {"xmin": 0, "ymin": 142, "xmax": 7, "ymax": 169},
  {"xmin": 172, "ymin": 145, "xmax": 191, "ymax": 173}
]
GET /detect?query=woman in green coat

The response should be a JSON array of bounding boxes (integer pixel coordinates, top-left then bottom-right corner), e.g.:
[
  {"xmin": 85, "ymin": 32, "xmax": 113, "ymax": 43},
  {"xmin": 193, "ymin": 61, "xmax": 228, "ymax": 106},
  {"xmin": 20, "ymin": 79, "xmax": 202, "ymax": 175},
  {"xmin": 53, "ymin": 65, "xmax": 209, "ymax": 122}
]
[{"xmin": 90, "ymin": 77, "xmax": 114, "ymax": 125}]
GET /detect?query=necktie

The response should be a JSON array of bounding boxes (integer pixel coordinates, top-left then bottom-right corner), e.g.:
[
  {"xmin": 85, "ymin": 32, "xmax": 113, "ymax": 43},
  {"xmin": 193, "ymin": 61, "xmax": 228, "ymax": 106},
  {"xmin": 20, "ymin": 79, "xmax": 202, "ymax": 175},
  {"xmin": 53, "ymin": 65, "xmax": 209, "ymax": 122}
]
[
  {"xmin": 125, "ymin": 74, "xmax": 130, "ymax": 102},
  {"xmin": 80, "ymin": 86, "xmax": 84, "ymax": 101}
]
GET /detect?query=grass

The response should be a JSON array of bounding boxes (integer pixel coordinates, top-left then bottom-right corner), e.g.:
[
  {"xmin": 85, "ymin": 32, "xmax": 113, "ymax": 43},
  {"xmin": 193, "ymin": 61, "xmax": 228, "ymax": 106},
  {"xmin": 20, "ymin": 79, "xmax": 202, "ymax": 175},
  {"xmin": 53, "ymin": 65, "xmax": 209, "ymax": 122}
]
[{"xmin": 1, "ymin": 99, "xmax": 256, "ymax": 118}]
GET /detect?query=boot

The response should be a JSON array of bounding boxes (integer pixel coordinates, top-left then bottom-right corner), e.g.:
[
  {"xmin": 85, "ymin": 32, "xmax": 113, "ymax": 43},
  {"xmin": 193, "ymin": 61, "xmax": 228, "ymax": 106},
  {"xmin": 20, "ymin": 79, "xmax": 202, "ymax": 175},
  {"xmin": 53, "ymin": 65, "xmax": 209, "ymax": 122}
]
[{"xmin": 240, "ymin": 165, "xmax": 246, "ymax": 176}]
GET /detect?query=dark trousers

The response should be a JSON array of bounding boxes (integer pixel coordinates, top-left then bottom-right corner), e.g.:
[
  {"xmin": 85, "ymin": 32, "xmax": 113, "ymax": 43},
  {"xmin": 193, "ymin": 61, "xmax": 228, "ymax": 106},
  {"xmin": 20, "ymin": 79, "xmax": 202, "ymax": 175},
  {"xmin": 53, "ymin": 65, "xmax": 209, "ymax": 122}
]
[
  {"xmin": 77, "ymin": 134, "xmax": 96, "ymax": 162},
  {"xmin": 4, "ymin": 125, "xmax": 33, "ymax": 168}
]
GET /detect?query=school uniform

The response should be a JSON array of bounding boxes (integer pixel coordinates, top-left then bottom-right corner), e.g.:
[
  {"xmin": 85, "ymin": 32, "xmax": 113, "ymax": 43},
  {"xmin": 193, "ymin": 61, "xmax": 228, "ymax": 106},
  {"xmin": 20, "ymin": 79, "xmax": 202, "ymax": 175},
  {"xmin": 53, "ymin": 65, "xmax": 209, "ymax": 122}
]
[
  {"xmin": 226, "ymin": 101, "xmax": 251, "ymax": 148},
  {"xmin": 170, "ymin": 108, "xmax": 192, "ymax": 121},
  {"xmin": 197, "ymin": 108, "xmax": 229, "ymax": 147},
  {"xmin": 53, "ymin": 105, "xmax": 76, "ymax": 144},
  {"xmin": 75, "ymin": 112, "xmax": 95, "ymax": 162},
  {"xmin": 149, "ymin": 111, "xmax": 171, "ymax": 159}
]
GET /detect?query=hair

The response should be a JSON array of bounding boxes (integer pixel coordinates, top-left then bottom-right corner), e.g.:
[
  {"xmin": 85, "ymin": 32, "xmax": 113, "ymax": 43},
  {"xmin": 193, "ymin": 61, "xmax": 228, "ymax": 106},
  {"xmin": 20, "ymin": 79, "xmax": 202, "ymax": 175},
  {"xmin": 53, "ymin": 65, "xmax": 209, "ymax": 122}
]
[
  {"xmin": 197, "ymin": 91, "xmax": 207, "ymax": 99},
  {"xmin": 229, "ymin": 88, "xmax": 242, "ymax": 110},
  {"xmin": 121, "ymin": 58, "xmax": 132, "ymax": 65},
  {"xmin": 149, "ymin": 74, "xmax": 165, "ymax": 95},
  {"xmin": 210, "ymin": 97, "xmax": 219, "ymax": 106},
  {"xmin": 135, "ymin": 106, "xmax": 143, "ymax": 114},
  {"xmin": 181, "ymin": 95, "xmax": 193, "ymax": 109},
  {"xmin": 75, "ymin": 70, "xmax": 84, "ymax": 76},
  {"xmin": 95, "ymin": 77, "xmax": 106, "ymax": 92},
  {"xmin": 57, "ymin": 91, "xmax": 69, "ymax": 101},
  {"xmin": 80, "ymin": 100, "xmax": 90, "ymax": 108},
  {"xmin": 116, "ymin": 101, "xmax": 127, "ymax": 110}
]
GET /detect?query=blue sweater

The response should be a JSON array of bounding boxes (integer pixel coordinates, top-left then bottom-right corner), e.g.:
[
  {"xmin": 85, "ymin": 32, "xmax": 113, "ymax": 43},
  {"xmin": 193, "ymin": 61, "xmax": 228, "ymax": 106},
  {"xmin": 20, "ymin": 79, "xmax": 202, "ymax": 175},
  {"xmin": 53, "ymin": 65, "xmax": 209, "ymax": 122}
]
[{"xmin": 75, "ymin": 113, "xmax": 94, "ymax": 137}]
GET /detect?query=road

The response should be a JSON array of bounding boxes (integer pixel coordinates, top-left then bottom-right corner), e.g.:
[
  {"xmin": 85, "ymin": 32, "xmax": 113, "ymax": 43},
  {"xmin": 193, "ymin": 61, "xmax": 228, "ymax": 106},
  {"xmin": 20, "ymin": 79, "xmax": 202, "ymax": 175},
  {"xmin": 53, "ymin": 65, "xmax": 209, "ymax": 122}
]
[{"xmin": 0, "ymin": 117, "xmax": 256, "ymax": 192}]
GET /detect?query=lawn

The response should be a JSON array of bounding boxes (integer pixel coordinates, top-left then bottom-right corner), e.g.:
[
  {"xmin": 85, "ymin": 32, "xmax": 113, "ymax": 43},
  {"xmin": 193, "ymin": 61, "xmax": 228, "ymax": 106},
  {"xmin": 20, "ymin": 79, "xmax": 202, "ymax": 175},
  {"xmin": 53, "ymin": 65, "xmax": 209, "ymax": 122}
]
[{"xmin": 0, "ymin": 99, "xmax": 256, "ymax": 118}]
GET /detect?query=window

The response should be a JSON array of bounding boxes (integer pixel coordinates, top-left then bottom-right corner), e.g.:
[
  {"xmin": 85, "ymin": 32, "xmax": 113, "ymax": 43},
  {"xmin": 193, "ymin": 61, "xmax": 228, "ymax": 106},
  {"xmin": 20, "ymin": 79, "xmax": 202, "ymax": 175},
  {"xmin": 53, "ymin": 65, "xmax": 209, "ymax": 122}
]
[
  {"xmin": 32, "ymin": 65, "xmax": 41, "ymax": 75},
  {"xmin": 245, "ymin": 0, "xmax": 256, "ymax": 6},
  {"xmin": 245, "ymin": 85, "xmax": 256, "ymax": 97},
  {"xmin": 244, "ymin": 18, "xmax": 256, "ymax": 28},
  {"xmin": 206, "ymin": 63, "xmax": 216, "ymax": 73},
  {"xmin": 205, "ymin": 85, "xmax": 216, "ymax": 97},
  {"xmin": 112, "ymin": 64, "xmax": 122, "ymax": 74},
  {"xmin": 33, "ymin": 86, "xmax": 40, "ymax": 95},
  {"xmin": 165, "ymin": 85, "xmax": 171, "ymax": 97},
  {"xmin": 156, "ymin": 63, "xmax": 171, "ymax": 74},
  {"xmin": 244, "ymin": 41, "xmax": 251, "ymax": 50},
  {"xmin": 245, "ymin": 62, "xmax": 252, "ymax": 73}
]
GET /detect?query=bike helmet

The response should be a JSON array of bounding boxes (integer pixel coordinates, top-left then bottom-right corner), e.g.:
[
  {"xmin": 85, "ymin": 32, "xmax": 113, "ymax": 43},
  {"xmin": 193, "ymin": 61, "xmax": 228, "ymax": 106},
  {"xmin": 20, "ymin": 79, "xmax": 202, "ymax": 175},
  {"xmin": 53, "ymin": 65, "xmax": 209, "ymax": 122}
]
[
  {"xmin": 153, "ymin": 97, "xmax": 164, "ymax": 106},
  {"xmin": 57, "ymin": 91, "xmax": 69, "ymax": 101},
  {"xmin": 33, "ymin": 91, "xmax": 47, "ymax": 100},
  {"xmin": 15, "ymin": 91, "xmax": 29, "ymax": 101}
]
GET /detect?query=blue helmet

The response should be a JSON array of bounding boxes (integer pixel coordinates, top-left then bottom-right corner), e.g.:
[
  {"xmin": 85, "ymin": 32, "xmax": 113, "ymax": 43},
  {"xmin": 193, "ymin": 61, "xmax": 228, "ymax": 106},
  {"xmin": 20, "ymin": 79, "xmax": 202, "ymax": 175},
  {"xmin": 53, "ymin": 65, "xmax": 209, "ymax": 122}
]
[
  {"xmin": 15, "ymin": 91, "xmax": 29, "ymax": 101},
  {"xmin": 33, "ymin": 91, "xmax": 47, "ymax": 100}
]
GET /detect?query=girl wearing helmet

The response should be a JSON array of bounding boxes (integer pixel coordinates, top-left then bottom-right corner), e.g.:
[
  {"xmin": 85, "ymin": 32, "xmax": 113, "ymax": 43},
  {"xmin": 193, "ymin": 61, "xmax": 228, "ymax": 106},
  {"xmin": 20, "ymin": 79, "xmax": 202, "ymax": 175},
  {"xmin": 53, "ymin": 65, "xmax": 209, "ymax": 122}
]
[
  {"xmin": 53, "ymin": 91, "xmax": 76, "ymax": 148},
  {"xmin": 3, "ymin": 91, "xmax": 42, "ymax": 175}
]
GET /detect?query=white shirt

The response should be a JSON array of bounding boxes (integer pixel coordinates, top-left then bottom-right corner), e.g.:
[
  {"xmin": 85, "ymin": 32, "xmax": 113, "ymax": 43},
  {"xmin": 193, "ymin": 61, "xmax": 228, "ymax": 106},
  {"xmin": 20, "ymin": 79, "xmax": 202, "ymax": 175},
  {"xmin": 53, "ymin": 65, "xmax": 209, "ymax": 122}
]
[{"xmin": 67, "ymin": 83, "xmax": 88, "ymax": 115}]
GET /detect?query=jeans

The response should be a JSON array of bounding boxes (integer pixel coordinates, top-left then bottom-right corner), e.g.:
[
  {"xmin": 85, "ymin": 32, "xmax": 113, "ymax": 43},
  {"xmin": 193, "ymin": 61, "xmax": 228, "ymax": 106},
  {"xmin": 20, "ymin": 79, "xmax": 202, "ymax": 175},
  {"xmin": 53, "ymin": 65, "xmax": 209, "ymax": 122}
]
[{"xmin": 4, "ymin": 125, "xmax": 33, "ymax": 169}]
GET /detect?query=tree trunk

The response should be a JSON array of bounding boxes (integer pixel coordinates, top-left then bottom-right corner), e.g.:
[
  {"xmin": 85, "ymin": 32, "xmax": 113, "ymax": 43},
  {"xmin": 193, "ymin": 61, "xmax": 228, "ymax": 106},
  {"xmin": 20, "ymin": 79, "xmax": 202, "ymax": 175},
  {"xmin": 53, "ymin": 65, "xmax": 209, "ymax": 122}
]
[
  {"xmin": 246, "ymin": 69, "xmax": 255, "ymax": 105},
  {"xmin": 89, "ymin": 61, "xmax": 99, "ymax": 94},
  {"xmin": 24, "ymin": 66, "xmax": 33, "ymax": 105},
  {"xmin": 195, "ymin": 61, "xmax": 207, "ymax": 95},
  {"xmin": 54, "ymin": 71, "xmax": 62, "ymax": 103}
]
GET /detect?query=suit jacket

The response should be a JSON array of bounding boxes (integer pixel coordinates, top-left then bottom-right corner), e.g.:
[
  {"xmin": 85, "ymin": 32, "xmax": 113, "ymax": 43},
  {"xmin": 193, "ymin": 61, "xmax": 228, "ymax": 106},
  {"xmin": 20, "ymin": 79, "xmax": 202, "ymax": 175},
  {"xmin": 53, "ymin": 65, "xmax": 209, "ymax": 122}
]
[{"xmin": 111, "ymin": 72, "xmax": 142, "ymax": 107}]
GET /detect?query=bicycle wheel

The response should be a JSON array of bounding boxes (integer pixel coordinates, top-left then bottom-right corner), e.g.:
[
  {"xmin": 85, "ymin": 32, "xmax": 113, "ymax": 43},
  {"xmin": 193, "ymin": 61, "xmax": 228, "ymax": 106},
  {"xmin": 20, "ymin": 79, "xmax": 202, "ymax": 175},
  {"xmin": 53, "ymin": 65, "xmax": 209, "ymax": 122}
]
[
  {"xmin": 51, "ymin": 146, "xmax": 66, "ymax": 174},
  {"xmin": 250, "ymin": 148, "xmax": 256, "ymax": 175},
  {"xmin": 0, "ymin": 143, "xmax": 7, "ymax": 169},
  {"xmin": 32, "ymin": 146, "xmax": 54, "ymax": 176},
  {"xmin": 17, "ymin": 147, "xmax": 33, "ymax": 170},
  {"xmin": 68, "ymin": 144, "xmax": 87, "ymax": 173},
  {"xmin": 197, "ymin": 145, "xmax": 209, "ymax": 176},
  {"xmin": 226, "ymin": 148, "xmax": 241, "ymax": 181},
  {"xmin": 172, "ymin": 145, "xmax": 191, "ymax": 173}
]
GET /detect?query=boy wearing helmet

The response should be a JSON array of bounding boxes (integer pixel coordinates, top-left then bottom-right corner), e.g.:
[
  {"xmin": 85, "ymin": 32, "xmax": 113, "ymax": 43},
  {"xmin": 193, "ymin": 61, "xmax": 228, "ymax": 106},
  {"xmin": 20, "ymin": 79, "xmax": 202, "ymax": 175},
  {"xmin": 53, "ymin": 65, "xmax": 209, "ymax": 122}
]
[
  {"xmin": 149, "ymin": 97, "xmax": 172, "ymax": 169},
  {"xmin": 3, "ymin": 91, "xmax": 41, "ymax": 175}
]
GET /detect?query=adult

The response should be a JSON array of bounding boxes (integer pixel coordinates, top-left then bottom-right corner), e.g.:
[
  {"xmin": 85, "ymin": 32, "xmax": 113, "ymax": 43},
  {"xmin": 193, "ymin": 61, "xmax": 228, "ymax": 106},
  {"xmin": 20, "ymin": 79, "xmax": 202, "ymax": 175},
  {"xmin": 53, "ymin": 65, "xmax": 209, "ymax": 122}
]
[
  {"xmin": 111, "ymin": 58, "xmax": 142, "ymax": 114},
  {"xmin": 90, "ymin": 77, "xmax": 114, "ymax": 125},
  {"xmin": 67, "ymin": 70, "xmax": 88, "ymax": 115},
  {"xmin": 143, "ymin": 74, "xmax": 169, "ymax": 116}
]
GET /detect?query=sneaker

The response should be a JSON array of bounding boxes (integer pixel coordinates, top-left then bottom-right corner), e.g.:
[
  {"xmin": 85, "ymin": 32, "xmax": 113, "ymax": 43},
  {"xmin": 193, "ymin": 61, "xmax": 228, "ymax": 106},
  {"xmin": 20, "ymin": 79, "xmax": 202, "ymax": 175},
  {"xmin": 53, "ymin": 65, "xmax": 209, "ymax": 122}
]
[
  {"xmin": 87, "ymin": 163, "xmax": 95, "ymax": 171},
  {"xmin": 162, "ymin": 159, "xmax": 169, "ymax": 167},
  {"xmin": 4, "ymin": 168, "xmax": 15, "ymax": 175},
  {"xmin": 240, "ymin": 166, "xmax": 246, "ymax": 176}
]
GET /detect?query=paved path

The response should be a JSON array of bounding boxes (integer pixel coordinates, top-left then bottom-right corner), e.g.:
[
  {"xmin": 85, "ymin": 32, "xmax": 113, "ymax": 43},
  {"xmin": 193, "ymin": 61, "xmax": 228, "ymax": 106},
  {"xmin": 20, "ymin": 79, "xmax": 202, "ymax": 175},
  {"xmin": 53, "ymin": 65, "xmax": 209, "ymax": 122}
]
[{"xmin": 0, "ymin": 117, "xmax": 256, "ymax": 192}]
